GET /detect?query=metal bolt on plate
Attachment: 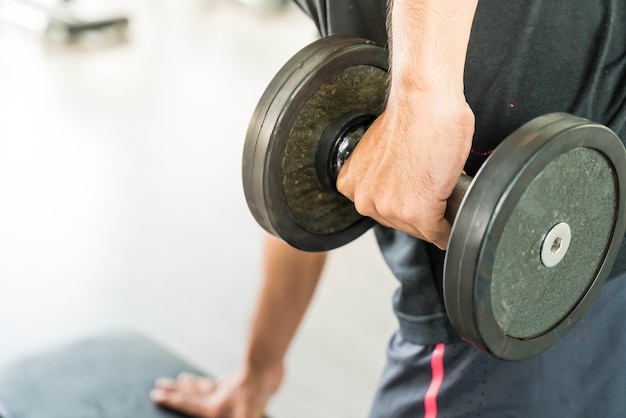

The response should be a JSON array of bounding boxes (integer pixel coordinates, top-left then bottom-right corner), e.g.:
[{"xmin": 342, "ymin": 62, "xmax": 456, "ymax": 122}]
[{"xmin": 541, "ymin": 222, "xmax": 572, "ymax": 268}]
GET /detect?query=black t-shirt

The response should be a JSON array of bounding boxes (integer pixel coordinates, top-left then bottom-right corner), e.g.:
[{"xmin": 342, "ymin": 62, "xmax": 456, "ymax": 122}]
[{"xmin": 293, "ymin": 0, "xmax": 626, "ymax": 344}]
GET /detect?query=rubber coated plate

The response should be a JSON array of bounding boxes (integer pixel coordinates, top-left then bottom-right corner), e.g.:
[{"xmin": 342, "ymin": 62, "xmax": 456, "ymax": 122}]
[
  {"xmin": 444, "ymin": 113, "xmax": 626, "ymax": 361},
  {"xmin": 242, "ymin": 36, "xmax": 388, "ymax": 251}
]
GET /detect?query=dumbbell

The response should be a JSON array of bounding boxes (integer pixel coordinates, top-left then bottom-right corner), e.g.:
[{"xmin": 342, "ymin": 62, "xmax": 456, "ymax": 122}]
[{"xmin": 242, "ymin": 36, "xmax": 626, "ymax": 361}]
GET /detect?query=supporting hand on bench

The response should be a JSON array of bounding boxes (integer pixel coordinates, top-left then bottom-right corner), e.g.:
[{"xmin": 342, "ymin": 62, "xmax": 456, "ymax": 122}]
[{"xmin": 151, "ymin": 369, "xmax": 282, "ymax": 418}]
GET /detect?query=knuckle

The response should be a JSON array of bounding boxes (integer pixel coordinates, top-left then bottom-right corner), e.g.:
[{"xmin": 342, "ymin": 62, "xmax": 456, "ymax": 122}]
[
  {"xmin": 402, "ymin": 207, "xmax": 426, "ymax": 228},
  {"xmin": 352, "ymin": 192, "xmax": 376, "ymax": 218},
  {"xmin": 374, "ymin": 198, "xmax": 396, "ymax": 220},
  {"xmin": 335, "ymin": 175, "xmax": 349, "ymax": 197}
]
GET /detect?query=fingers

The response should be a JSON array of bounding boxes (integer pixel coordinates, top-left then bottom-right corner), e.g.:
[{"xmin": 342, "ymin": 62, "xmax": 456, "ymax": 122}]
[
  {"xmin": 358, "ymin": 197, "xmax": 452, "ymax": 249},
  {"xmin": 177, "ymin": 372, "xmax": 218, "ymax": 392},
  {"xmin": 150, "ymin": 388, "xmax": 217, "ymax": 418},
  {"xmin": 154, "ymin": 373, "xmax": 216, "ymax": 394},
  {"xmin": 151, "ymin": 372, "xmax": 275, "ymax": 418},
  {"xmin": 340, "ymin": 165, "xmax": 452, "ymax": 249},
  {"xmin": 151, "ymin": 373, "xmax": 221, "ymax": 418}
]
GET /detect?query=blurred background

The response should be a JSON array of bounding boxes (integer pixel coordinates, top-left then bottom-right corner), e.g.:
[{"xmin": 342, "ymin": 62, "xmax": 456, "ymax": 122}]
[{"xmin": 0, "ymin": 1, "xmax": 398, "ymax": 417}]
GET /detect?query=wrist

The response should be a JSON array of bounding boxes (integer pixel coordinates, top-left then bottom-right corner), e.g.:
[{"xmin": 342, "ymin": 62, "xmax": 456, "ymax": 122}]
[
  {"xmin": 389, "ymin": 0, "xmax": 478, "ymax": 96},
  {"xmin": 387, "ymin": 87, "xmax": 473, "ymax": 125},
  {"xmin": 389, "ymin": 74, "xmax": 466, "ymax": 107},
  {"xmin": 240, "ymin": 361, "xmax": 285, "ymax": 393},
  {"xmin": 382, "ymin": 88, "xmax": 476, "ymax": 154},
  {"xmin": 242, "ymin": 354, "xmax": 284, "ymax": 380}
]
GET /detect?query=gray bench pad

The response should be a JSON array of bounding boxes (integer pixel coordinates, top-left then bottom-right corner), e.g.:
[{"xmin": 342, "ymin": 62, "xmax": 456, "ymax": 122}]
[{"xmin": 0, "ymin": 333, "xmax": 204, "ymax": 418}]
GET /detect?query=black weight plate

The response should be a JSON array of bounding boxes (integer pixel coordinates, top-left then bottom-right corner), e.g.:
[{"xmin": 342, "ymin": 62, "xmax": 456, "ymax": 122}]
[
  {"xmin": 444, "ymin": 113, "xmax": 626, "ymax": 361},
  {"xmin": 242, "ymin": 36, "xmax": 388, "ymax": 251}
]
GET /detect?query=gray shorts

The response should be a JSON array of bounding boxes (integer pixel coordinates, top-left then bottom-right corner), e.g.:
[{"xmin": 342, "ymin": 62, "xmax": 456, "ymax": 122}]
[{"xmin": 368, "ymin": 274, "xmax": 626, "ymax": 418}]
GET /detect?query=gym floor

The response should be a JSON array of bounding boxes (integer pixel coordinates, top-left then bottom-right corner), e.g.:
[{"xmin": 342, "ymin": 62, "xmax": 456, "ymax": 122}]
[{"xmin": 0, "ymin": 1, "xmax": 397, "ymax": 417}]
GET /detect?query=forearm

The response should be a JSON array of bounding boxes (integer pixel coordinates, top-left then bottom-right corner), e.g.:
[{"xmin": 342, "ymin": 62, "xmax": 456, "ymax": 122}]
[
  {"xmin": 389, "ymin": 0, "xmax": 478, "ymax": 98},
  {"xmin": 243, "ymin": 234, "xmax": 326, "ymax": 376}
]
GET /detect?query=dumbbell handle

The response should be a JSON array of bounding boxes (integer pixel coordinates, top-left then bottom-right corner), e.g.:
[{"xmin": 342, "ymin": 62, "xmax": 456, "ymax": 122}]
[
  {"xmin": 320, "ymin": 114, "xmax": 473, "ymax": 225},
  {"xmin": 445, "ymin": 174, "xmax": 472, "ymax": 224}
]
